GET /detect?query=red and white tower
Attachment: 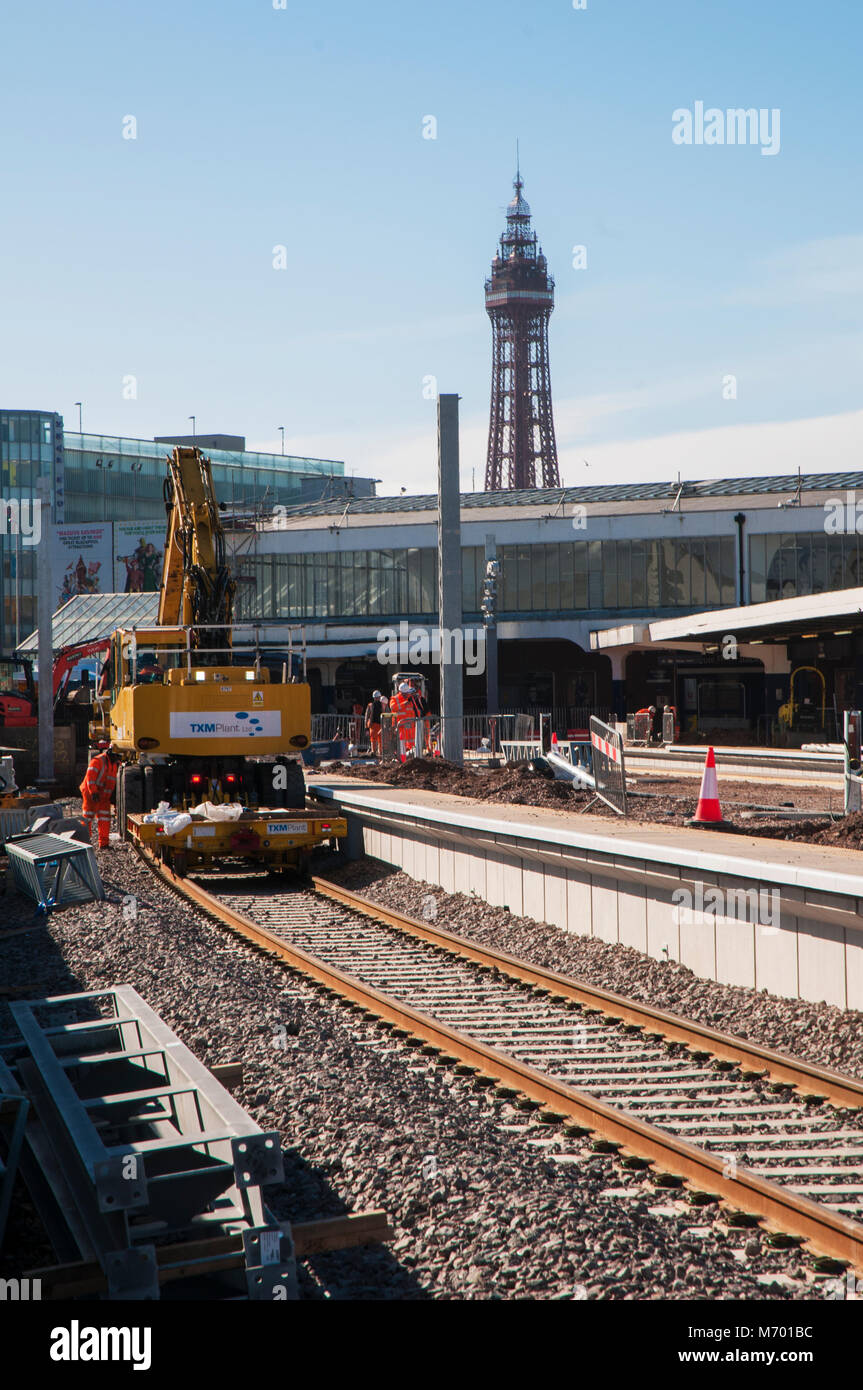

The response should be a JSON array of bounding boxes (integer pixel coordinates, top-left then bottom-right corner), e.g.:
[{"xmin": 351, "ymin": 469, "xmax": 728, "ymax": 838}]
[{"xmin": 484, "ymin": 168, "xmax": 560, "ymax": 492}]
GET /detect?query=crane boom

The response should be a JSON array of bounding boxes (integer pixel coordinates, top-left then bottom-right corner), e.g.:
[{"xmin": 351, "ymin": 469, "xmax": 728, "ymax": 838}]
[{"xmin": 157, "ymin": 446, "xmax": 236, "ymax": 659}]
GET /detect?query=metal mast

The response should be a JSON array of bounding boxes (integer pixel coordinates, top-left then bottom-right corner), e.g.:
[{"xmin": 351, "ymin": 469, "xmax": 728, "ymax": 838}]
[{"xmin": 484, "ymin": 167, "xmax": 560, "ymax": 491}]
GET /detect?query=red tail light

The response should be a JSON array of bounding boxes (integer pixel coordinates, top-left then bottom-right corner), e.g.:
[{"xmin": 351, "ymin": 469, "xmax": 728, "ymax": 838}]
[
  {"xmin": 190, "ymin": 774, "xmax": 203, "ymax": 784},
  {"xmin": 321, "ymin": 823, "xmax": 331, "ymax": 833},
  {"xmin": 225, "ymin": 773, "xmax": 236, "ymax": 783}
]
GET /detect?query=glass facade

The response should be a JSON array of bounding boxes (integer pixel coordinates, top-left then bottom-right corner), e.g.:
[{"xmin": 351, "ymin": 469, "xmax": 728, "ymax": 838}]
[
  {"xmin": 496, "ymin": 537, "xmax": 736, "ymax": 613},
  {"xmin": 232, "ymin": 535, "xmax": 738, "ymax": 621},
  {"xmin": 749, "ymin": 531, "xmax": 863, "ymax": 602},
  {"xmin": 0, "ymin": 413, "xmax": 370, "ymax": 649},
  {"xmin": 4, "ymin": 409, "xmax": 860, "ymax": 662},
  {"xmin": 63, "ymin": 434, "xmax": 360, "ymax": 523},
  {"xmin": 0, "ymin": 410, "xmax": 61, "ymax": 650}
]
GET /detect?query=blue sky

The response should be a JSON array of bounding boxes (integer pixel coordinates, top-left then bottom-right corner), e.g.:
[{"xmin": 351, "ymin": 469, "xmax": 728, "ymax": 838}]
[{"xmin": 1, "ymin": 0, "xmax": 860, "ymax": 492}]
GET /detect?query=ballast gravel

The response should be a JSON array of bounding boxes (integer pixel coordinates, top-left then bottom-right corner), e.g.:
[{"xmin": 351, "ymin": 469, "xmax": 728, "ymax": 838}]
[
  {"xmin": 0, "ymin": 836, "xmax": 851, "ymax": 1301},
  {"xmin": 330, "ymin": 858, "xmax": 863, "ymax": 1083}
]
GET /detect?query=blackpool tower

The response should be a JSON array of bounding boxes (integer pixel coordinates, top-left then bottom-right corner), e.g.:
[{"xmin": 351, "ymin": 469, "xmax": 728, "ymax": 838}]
[{"xmin": 484, "ymin": 168, "xmax": 560, "ymax": 492}]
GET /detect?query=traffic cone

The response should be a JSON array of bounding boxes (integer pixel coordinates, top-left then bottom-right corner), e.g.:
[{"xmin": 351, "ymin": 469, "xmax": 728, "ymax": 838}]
[{"xmin": 686, "ymin": 747, "xmax": 730, "ymax": 828}]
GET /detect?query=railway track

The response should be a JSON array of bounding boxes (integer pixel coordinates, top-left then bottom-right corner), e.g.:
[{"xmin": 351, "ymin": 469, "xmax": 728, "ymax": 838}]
[
  {"xmin": 625, "ymin": 745, "xmax": 843, "ymax": 788},
  {"xmin": 138, "ymin": 846, "xmax": 863, "ymax": 1273}
]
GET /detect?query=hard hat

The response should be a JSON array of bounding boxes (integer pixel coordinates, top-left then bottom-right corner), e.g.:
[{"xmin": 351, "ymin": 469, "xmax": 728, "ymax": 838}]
[
  {"xmin": 373, "ymin": 690, "xmax": 382, "ymax": 699},
  {"xmin": 399, "ymin": 682, "xmax": 411, "ymax": 693}
]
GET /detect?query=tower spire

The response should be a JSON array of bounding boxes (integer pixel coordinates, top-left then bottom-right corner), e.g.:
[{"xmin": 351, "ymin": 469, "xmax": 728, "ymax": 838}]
[{"xmin": 484, "ymin": 167, "xmax": 560, "ymax": 492}]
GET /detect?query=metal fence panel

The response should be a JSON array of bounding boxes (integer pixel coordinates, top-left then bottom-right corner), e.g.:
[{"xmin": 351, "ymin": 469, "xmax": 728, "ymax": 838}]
[
  {"xmin": 376, "ymin": 713, "xmax": 536, "ymax": 762},
  {"xmin": 589, "ymin": 716, "xmax": 627, "ymax": 816},
  {"xmin": 311, "ymin": 713, "xmax": 364, "ymax": 745}
]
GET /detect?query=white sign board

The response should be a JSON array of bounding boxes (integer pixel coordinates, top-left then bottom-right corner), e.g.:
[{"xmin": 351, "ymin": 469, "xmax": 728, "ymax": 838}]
[{"xmin": 169, "ymin": 711, "xmax": 282, "ymax": 740}]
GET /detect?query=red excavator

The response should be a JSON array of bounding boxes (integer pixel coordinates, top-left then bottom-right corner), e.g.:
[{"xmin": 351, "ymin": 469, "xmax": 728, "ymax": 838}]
[{"xmin": 0, "ymin": 639, "xmax": 111, "ymax": 729}]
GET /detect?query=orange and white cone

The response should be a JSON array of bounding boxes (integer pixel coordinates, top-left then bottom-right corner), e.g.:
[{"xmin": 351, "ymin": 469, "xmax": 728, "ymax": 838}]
[{"xmin": 686, "ymin": 747, "xmax": 729, "ymax": 828}]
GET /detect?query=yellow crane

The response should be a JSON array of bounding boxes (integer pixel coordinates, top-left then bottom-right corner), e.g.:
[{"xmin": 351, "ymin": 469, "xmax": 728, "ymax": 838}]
[
  {"xmin": 157, "ymin": 446, "xmax": 235, "ymax": 635},
  {"xmin": 94, "ymin": 446, "xmax": 345, "ymax": 873}
]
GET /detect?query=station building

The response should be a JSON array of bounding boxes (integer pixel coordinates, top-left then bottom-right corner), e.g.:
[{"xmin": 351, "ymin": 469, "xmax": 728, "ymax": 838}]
[
  {"xmin": 225, "ymin": 470, "xmax": 863, "ymax": 734},
  {"xmin": 0, "ymin": 407, "xmax": 375, "ymax": 650}
]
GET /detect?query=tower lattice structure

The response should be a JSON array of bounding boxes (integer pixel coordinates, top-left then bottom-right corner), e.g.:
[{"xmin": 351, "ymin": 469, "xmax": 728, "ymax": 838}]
[{"xmin": 484, "ymin": 169, "xmax": 560, "ymax": 492}]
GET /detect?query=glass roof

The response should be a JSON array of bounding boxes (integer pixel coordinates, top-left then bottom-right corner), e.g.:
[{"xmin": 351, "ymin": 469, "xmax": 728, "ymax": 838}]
[
  {"xmin": 17, "ymin": 592, "xmax": 160, "ymax": 654},
  {"xmin": 260, "ymin": 471, "xmax": 863, "ymax": 521}
]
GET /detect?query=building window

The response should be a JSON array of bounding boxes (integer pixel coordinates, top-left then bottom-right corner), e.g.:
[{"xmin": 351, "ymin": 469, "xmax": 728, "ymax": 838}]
[{"xmin": 750, "ymin": 531, "xmax": 862, "ymax": 603}]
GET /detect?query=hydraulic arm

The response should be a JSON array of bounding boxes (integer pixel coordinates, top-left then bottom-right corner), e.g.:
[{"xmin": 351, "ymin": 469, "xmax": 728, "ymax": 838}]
[{"xmin": 157, "ymin": 446, "xmax": 236, "ymax": 660}]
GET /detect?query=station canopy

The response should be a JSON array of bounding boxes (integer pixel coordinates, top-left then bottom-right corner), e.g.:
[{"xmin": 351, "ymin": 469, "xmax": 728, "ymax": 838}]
[
  {"xmin": 591, "ymin": 586, "xmax": 863, "ymax": 651},
  {"xmin": 17, "ymin": 592, "xmax": 161, "ymax": 656}
]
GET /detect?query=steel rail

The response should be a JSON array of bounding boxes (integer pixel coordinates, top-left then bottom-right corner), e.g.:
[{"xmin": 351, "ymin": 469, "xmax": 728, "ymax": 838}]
[
  {"xmin": 310, "ymin": 876, "xmax": 863, "ymax": 1110},
  {"xmin": 138, "ymin": 847, "xmax": 863, "ymax": 1270},
  {"xmin": 317, "ymin": 798, "xmax": 863, "ymax": 939}
]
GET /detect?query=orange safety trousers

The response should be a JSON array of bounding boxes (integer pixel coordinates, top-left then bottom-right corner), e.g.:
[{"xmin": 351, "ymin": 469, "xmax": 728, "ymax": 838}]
[
  {"xmin": 80, "ymin": 753, "xmax": 117, "ymax": 849},
  {"xmin": 81, "ymin": 796, "xmax": 112, "ymax": 848}
]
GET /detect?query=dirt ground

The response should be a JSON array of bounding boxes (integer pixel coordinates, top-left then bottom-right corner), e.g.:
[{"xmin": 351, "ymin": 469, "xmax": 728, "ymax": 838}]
[{"xmin": 328, "ymin": 756, "xmax": 857, "ymax": 850}]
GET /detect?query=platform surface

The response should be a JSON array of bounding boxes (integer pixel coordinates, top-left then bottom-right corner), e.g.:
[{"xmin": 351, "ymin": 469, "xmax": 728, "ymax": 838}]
[{"xmin": 311, "ymin": 774, "xmax": 863, "ymax": 895}]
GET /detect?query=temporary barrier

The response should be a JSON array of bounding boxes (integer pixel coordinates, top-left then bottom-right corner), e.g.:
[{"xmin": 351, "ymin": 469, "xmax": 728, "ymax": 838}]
[
  {"xmin": 630, "ymin": 711, "xmax": 652, "ymax": 743},
  {"xmin": 589, "ymin": 715, "xmax": 627, "ymax": 816},
  {"xmin": 546, "ymin": 747, "xmax": 595, "ymax": 790},
  {"xmin": 379, "ymin": 713, "xmax": 535, "ymax": 763},
  {"xmin": 496, "ymin": 704, "xmax": 613, "ymax": 732},
  {"xmin": 311, "ymin": 713, "xmax": 362, "ymax": 745}
]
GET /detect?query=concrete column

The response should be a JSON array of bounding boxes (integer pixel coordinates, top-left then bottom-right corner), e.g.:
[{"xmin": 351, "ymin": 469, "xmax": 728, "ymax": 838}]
[{"xmin": 437, "ymin": 395, "xmax": 463, "ymax": 762}]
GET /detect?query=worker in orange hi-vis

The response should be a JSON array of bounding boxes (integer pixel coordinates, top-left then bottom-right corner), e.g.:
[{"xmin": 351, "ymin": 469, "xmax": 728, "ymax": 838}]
[
  {"xmin": 404, "ymin": 680, "xmax": 430, "ymax": 754},
  {"xmin": 390, "ymin": 682, "xmax": 415, "ymax": 761},
  {"xmin": 80, "ymin": 742, "xmax": 121, "ymax": 848}
]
